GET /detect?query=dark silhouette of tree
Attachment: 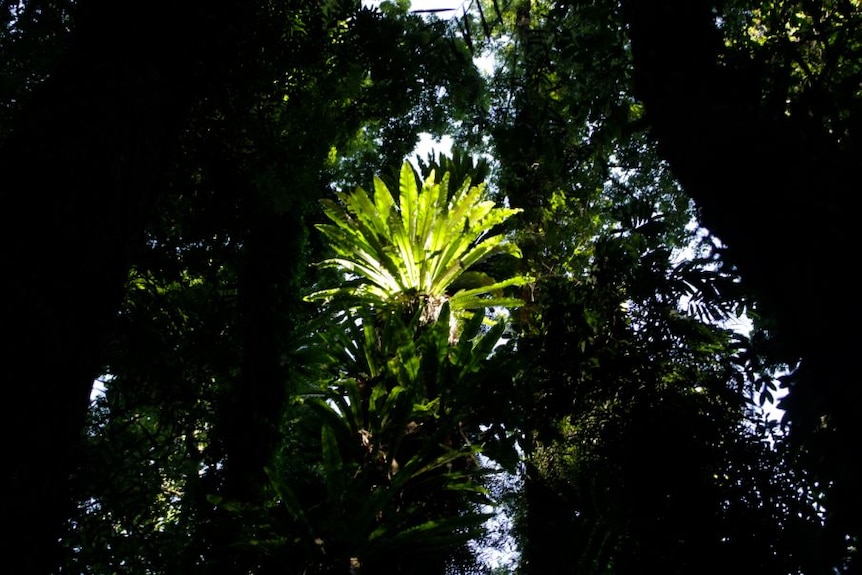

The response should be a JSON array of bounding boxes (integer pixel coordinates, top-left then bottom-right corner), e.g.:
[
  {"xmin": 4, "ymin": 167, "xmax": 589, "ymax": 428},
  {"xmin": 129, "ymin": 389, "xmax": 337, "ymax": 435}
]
[
  {"xmin": 0, "ymin": 1, "xmax": 264, "ymax": 570},
  {"xmin": 622, "ymin": 1, "xmax": 862, "ymax": 566}
]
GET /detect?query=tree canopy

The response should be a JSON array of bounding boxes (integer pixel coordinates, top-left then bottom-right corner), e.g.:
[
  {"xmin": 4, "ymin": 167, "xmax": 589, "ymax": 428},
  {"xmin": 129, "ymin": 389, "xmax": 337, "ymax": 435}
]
[{"xmin": 1, "ymin": 1, "xmax": 859, "ymax": 573}]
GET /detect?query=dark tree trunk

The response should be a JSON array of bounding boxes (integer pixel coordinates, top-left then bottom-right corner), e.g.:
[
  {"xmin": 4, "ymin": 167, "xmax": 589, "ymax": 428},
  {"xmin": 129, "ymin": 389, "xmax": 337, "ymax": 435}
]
[
  {"xmin": 203, "ymin": 203, "xmax": 308, "ymax": 574},
  {"xmin": 0, "ymin": 2, "xmax": 251, "ymax": 571},
  {"xmin": 520, "ymin": 463, "xmax": 579, "ymax": 575},
  {"xmin": 622, "ymin": 0, "xmax": 862, "ymax": 561}
]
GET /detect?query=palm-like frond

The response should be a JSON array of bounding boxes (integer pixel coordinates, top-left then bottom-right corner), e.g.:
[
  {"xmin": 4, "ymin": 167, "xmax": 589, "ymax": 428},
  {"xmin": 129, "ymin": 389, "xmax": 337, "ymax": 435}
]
[{"xmin": 307, "ymin": 162, "xmax": 530, "ymax": 314}]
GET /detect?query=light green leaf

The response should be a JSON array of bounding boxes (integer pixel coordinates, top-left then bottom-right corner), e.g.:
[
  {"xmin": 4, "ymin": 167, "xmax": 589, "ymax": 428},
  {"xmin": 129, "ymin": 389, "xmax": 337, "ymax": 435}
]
[{"xmin": 307, "ymin": 160, "xmax": 529, "ymax": 323}]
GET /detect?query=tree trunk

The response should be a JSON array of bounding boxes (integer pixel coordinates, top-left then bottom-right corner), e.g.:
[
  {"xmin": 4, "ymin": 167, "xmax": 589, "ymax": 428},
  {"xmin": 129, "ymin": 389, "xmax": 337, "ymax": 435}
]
[
  {"xmin": 622, "ymin": 0, "xmax": 862, "ymax": 561},
  {"xmin": 0, "ymin": 2, "xmax": 249, "ymax": 571}
]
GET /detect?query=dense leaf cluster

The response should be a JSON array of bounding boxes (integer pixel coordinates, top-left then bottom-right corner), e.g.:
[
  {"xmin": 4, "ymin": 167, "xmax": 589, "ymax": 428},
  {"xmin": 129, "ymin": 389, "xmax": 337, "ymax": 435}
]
[{"xmin": 1, "ymin": 1, "xmax": 858, "ymax": 574}]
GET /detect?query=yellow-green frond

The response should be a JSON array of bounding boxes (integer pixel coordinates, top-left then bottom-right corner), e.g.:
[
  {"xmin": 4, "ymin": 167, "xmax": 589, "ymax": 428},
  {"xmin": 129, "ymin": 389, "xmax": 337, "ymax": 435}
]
[{"xmin": 307, "ymin": 160, "xmax": 529, "ymax": 317}]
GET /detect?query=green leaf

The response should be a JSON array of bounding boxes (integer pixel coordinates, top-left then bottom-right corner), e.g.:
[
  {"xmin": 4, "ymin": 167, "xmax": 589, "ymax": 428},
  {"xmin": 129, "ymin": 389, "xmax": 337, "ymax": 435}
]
[
  {"xmin": 265, "ymin": 467, "xmax": 311, "ymax": 528},
  {"xmin": 306, "ymin": 160, "xmax": 526, "ymax": 321},
  {"xmin": 399, "ymin": 163, "xmax": 420, "ymax": 244}
]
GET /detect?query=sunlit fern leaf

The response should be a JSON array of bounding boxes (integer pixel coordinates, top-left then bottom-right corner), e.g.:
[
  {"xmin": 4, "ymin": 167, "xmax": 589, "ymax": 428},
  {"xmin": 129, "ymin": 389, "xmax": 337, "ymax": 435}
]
[{"xmin": 306, "ymin": 161, "xmax": 531, "ymax": 320}]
